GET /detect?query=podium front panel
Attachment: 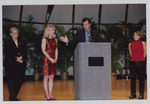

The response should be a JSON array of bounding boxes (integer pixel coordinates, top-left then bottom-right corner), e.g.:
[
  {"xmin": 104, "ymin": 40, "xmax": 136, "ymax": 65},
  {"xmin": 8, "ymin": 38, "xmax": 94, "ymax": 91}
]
[{"xmin": 75, "ymin": 43, "xmax": 111, "ymax": 100}]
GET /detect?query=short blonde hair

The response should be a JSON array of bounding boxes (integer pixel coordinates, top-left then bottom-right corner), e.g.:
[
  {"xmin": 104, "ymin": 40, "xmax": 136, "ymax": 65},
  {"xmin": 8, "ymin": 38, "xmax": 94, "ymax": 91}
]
[
  {"xmin": 10, "ymin": 27, "xmax": 20, "ymax": 33},
  {"xmin": 134, "ymin": 31, "xmax": 143, "ymax": 39},
  {"xmin": 43, "ymin": 25, "xmax": 56, "ymax": 38}
]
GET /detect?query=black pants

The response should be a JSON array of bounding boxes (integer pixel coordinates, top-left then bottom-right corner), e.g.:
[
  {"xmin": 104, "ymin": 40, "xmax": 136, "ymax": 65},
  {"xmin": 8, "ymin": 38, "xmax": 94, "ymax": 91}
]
[
  {"xmin": 5, "ymin": 65, "xmax": 25, "ymax": 100},
  {"xmin": 130, "ymin": 61, "xmax": 146, "ymax": 95}
]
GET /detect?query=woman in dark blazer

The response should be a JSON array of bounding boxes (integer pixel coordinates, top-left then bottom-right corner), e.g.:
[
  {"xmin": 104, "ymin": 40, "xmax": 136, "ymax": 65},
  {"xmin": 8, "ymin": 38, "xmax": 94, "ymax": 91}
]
[{"xmin": 4, "ymin": 27, "xmax": 27, "ymax": 101}]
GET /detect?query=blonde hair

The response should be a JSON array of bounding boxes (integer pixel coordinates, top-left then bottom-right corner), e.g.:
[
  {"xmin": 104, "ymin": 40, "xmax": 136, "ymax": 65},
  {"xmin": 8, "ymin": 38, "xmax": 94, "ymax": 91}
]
[
  {"xmin": 10, "ymin": 27, "xmax": 20, "ymax": 33},
  {"xmin": 134, "ymin": 31, "xmax": 143, "ymax": 39},
  {"xmin": 43, "ymin": 25, "xmax": 56, "ymax": 38}
]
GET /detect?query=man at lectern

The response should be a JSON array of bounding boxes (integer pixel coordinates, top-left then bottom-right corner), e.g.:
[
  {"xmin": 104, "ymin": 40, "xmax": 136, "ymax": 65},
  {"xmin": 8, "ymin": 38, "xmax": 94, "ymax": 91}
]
[{"xmin": 60, "ymin": 17, "xmax": 100, "ymax": 48}]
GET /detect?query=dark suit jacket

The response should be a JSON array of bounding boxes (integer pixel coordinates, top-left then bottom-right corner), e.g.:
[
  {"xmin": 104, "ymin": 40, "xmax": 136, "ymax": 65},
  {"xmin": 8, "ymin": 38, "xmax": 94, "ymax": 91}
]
[
  {"xmin": 68, "ymin": 29, "xmax": 100, "ymax": 49},
  {"xmin": 4, "ymin": 38, "xmax": 27, "ymax": 69}
]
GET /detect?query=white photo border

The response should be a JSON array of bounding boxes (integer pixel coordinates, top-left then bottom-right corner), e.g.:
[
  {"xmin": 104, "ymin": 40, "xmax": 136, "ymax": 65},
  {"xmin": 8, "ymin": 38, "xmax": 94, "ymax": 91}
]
[{"xmin": 0, "ymin": 0, "xmax": 149, "ymax": 104}]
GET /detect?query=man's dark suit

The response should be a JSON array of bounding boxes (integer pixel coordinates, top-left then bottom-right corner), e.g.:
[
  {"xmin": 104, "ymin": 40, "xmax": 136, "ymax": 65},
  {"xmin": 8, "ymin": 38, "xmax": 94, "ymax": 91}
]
[
  {"xmin": 67, "ymin": 29, "xmax": 100, "ymax": 48},
  {"xmin": 4, "ymin": 38, "xmax": 27, "ymax": 100}
]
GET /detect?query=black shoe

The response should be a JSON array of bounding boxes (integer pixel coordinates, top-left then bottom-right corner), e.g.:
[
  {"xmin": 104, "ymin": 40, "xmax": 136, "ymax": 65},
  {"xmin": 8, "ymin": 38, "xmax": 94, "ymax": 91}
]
[
  {"xmin": 9, "ymin": 98, "xmax": 20, "ymax": 101},
  {"xmin": 129, "ymin": 94, "xmax": 136, "ymax": 99},
  {"xmin": 15, "ymin": 99, "xmax": 20, "ymax": 101},
  {"xmin": 138, "ymin": 94, "xmax": 144, "ymax": 99}
]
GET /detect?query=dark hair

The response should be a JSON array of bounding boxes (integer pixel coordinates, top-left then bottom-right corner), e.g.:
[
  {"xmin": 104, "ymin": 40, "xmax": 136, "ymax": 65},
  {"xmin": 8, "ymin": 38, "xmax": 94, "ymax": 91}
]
[{"xmin": 82, "ymin": 17, "xmax": 91, "ymax": 24}]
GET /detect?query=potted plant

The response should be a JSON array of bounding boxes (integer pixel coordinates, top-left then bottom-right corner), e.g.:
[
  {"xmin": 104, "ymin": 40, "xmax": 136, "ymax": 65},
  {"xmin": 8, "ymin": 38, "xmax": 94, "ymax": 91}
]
[
  {"xmin": 100, "ymin": 25, "xmax": 125, "ymax": 75},
  {"xmin": 55, "ymin": 25, "xmax": 75, "ymax": 80},
  {"xmin": 27, "ymin": 45, "xmax": 43, "ymax": 81},
  {"xmin": 22, "ymin": 15, "xmax": 43, "ymax": 81},
  {"xmin": 58, "ymin": 45, "xmax": 73, "ymax": 80},
  {"xmin": 26, "ymin": 29, "xmax": 43, "ymax": 81}
]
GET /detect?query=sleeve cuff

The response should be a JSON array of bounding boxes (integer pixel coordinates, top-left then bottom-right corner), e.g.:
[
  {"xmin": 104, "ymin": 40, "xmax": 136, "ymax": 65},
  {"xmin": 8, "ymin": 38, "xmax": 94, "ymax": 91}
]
[{"xmin": 66, "ymin": 42, "xmax": 69, "ymax": 46}]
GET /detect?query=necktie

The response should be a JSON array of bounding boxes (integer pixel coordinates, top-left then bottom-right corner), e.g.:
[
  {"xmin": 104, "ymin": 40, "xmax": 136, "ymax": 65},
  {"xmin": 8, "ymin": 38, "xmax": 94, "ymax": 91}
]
[{"xmin": 88, "ymin": 31, "xmax": 92, "ymax": 42}]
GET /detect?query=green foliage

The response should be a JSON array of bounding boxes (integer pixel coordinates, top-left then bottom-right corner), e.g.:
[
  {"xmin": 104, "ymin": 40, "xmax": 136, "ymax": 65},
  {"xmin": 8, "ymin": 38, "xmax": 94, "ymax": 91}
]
[
  {"xmin": 54, "ymin": 25, "xmax": 76, "ymax": 72},
  {"xmin": 26, "ymin": 30, "xmax": 43, "ymax": 72},
  {"xmin": 100, "ymin": 25, "xmax": 124, "ymax": 73},
  {"xmin": 120, "ymin": 18, "xmax": 146, "ymax": 42}
]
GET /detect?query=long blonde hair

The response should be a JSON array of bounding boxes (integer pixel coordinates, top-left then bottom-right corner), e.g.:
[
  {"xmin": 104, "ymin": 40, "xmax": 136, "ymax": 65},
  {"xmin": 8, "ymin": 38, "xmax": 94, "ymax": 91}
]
[{"xmin": 43, "ymin": 25, "xmax": 56, "ymax": 38}]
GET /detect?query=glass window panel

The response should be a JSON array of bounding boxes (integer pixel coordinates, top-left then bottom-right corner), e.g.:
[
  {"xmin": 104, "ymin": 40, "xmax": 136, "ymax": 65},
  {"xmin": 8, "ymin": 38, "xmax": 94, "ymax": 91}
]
[
  {"xmin": 22, "ymin": 5, "xmax": 47, "ymax": 23},
  {"xmin": 75, "ymin": 5, "xmax": 99, "ymax": 23},
  {"xmin": 101, "ymin": 4, "xmax": 126, "ymax": 23},
  {"xmin": 3, "ymin": 6, "xmax": 20, "ymax": 21},
  {"xmin": 49, "ymin": 5, "xmax": 72, "ymax": 23},
  {"xmin": 128, "ymin": 4, "xmax": 146, "ymax": 23}
]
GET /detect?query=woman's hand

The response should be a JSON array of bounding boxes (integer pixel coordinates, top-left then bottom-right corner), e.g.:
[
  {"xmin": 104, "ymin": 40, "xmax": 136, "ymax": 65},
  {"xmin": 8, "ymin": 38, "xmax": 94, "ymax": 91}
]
[
  {"xmin": 54, "ymin": 58, "xmax": 58, "ymax": 63},
  {"xmin": 50, "ymin": 58, "xmax": 57, "ymax": 64},
  {"xmin": 16, "ymin": 56, "xmax": 23, "ymax": 63}
]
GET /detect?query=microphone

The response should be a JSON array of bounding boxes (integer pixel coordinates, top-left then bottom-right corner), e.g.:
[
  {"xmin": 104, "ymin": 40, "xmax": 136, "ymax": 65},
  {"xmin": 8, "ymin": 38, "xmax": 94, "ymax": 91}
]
[{"xmin": 88, "ymin": 33, "xmax": 92, "ymax": 42}]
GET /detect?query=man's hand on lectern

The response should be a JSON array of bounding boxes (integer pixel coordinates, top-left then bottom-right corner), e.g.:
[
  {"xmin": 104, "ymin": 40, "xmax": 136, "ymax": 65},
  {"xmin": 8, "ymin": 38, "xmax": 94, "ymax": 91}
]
[{"xmin": 60, "ymin": 35, "xmax": 69, "ymax": 43}]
